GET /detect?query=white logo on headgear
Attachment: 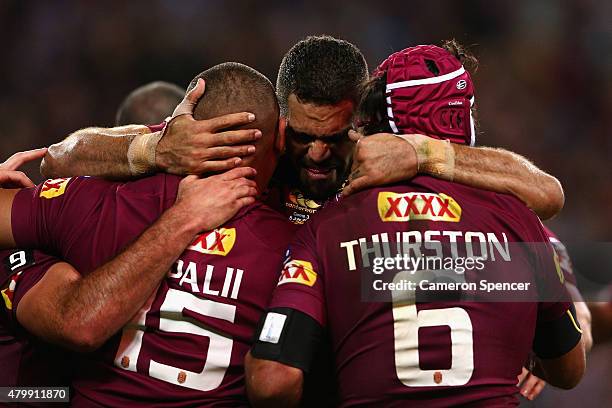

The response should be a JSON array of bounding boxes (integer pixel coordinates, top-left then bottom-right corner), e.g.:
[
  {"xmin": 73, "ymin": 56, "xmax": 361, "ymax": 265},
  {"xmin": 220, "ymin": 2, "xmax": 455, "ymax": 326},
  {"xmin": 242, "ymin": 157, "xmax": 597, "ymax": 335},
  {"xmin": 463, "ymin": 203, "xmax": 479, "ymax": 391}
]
[{"xmin": 456, "ymin": 80, "xmax": 467, "ymax": 90}]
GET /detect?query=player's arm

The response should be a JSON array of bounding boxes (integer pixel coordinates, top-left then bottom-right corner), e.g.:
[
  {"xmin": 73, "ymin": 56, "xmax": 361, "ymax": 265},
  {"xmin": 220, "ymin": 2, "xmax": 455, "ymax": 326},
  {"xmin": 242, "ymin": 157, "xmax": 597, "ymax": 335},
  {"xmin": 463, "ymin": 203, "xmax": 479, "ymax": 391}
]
[
  {"xmin": 41, "ymin": 124, "xmax": 151, "ymax": 180},
  {"xmin": 0, "ymin": 188, "xmax": 19, "ymax": 248},
  {"xmin": 344, "ymin": 132, "xmax": 564, "ymax": 220},
  {"xmin": 41, "ymin": 79, "xmax": 261, "ymax": 179},
  {"xmin": 15, "ymin": 168, "xmax": 258, "ymax": 352},
  {"xmin": 246, "ymin": 223, "xmax": 326, "ymax": 407},
  {"xmin": 245, "ymin": 351, "xmax": 303, "ymax": 408},
  {"xmin": 547, "ymin": 232, "xmax": 593, "ymax": 352},
  {"xmin": 531, "ymin": 304, "xmax": 585, "ymax": 389},
  {"xmin": 567, "ymin": 284, "xmax": 593, "ymax": 352},
  {"xmin": 449, "ymin": 142, "xmax": 563, "ymax": 219},
  {"xmin": 519, "ymin": 285, "xmax": 593, "ymax": 400},
  {"xmin": 246, "ymin": 307, "xmax": 324, "ymax": 408}
]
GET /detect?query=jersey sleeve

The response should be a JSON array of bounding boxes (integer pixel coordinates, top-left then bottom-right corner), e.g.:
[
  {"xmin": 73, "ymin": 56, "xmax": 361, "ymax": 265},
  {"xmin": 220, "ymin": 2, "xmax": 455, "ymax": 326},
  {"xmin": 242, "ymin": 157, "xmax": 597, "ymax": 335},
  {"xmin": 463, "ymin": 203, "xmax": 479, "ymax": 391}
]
[
  {"xmin": 513, "ymin": 217, "xmax": 571, "ymax": 321},
  {"xmin": 549, "ymin": 238, "xmax": 577, "ymax": 286},
  {"xmin": 543, "ymin": 226, "xmax": 577, "ymax": 286},
  {"xmin": 11, "ymin": 177, "xmax": 108, "ymax": 253},
  {"xmin": 534, "ymin": 251, "xmax": 572, "ymax": 322},
  {"xmin": 268, "ymin": 222, "xmax": 326, "ymax": 327},
  {"xmin": 526, "ymin": 222, "xmax": 582, "ymax": 358},
  {"xmin": 533, "ymin": 226, "xmax": 573, "ymax": 322},
  {"xmin": 146, "ymin": 122, "xmax": 167, "ymax": 133},
  {"xmin": 1, "ymin": 250, "xmax": 61, "ymax": 328}
]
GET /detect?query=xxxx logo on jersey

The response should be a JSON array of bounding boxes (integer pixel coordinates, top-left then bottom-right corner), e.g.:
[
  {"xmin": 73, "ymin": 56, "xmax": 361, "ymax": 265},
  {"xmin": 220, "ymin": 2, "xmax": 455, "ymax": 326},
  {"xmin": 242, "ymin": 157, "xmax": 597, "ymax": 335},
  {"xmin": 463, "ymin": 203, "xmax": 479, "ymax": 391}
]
[
  {"xmin": 377, "ymin": 192, "xmax": 462, "ymax": 222},
  {"xmin": 187, "ymin": 228, "xmax": 236, "ymax": 256},
  {"xmin": 278, "ymin": 259, "xmax": 317, "ymax": 287},
  {"xmin": 40, "ymin": 178, "xmax": 71, "ymax": 199}
]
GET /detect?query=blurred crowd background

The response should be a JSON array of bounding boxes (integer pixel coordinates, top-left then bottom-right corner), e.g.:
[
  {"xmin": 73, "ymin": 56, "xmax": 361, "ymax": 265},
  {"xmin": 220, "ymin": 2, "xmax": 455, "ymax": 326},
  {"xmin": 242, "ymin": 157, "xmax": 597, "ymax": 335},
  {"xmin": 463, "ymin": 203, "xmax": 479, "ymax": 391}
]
[{"xmin": 0, "ymin": 0, "xmax": 610, "ymax": 404}]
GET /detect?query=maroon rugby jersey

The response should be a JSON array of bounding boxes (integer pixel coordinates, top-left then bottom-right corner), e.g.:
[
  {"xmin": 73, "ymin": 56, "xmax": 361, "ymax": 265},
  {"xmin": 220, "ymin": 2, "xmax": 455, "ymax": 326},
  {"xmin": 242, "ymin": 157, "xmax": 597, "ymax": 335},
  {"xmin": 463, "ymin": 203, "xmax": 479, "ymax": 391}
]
[
  {"xmin": 0, "ymin": 249, "xmax": 71, "ymax": 406},
  {"xmin": 11, "ymin": 174, "xmax": 294, "ymax": 407},
  {"xmin": 543, "ymin": 226, "xmax": 577, "ymax": 286},
  {"xmin": 269, "ymin": 176, "xmax": 572, "ymax": 407}
]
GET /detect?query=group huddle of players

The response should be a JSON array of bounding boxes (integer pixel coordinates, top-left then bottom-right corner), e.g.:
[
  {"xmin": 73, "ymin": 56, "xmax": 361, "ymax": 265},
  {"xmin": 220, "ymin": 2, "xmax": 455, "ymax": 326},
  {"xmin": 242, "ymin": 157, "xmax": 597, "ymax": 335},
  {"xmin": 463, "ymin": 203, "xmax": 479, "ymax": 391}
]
[{"xmin": 0, "ymin": 35, "xmax": 609, "ymax": 407}]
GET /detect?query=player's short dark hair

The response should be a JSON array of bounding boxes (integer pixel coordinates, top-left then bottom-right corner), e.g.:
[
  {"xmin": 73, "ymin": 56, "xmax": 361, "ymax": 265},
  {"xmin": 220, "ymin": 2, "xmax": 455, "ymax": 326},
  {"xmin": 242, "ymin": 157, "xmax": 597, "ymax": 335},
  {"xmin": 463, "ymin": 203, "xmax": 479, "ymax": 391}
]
[
  {"xmin": 357, "ymin": 39, "xmax": 479, "ymax": 136},
  {"xmin": 188, "ymin": 62, "xmax": 279, "ymax": 138},
  {"xmin": 115, "ymin": 81, "xmax": 184, "ymax": 126},
  {"xmin": 276, "ymin": 35, "xmax": 368, "ymax": 116}
]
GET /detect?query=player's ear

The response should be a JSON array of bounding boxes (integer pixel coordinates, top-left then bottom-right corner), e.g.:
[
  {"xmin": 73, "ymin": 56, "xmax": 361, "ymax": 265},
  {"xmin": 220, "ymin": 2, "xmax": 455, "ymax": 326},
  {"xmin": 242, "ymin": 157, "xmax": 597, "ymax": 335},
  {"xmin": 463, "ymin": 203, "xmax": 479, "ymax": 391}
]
[{"xmin": 276, "ymin": 116, "xmax": 287, "ymax": 154}]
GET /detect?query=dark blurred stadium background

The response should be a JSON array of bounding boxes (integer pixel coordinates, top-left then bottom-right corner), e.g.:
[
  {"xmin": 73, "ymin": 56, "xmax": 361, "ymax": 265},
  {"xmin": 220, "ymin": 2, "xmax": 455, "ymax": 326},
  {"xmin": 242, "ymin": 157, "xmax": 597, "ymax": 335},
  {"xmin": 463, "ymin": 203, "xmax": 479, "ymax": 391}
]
[{"xmin": 0, "ymin": 0, "xmax": 610, "ymax": 405}]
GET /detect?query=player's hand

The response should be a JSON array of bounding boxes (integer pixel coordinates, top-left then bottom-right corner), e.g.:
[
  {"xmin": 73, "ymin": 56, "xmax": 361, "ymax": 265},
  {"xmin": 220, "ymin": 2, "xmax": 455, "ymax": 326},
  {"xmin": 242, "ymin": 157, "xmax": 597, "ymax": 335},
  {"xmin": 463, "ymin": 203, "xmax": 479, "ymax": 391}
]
[
  {"xmin": 0, "ymin": 148, "xmax": 47, "ymax": 188},
  {"xmin": 156, "ymin": 78, "xmax": 262, "ymax": 175},
  {"xmin": 342, "ymin": 131, "xmax": 418, "ymax": 196},
  {"xmin": 517, "ymin": 367, "xmax": 547, "ymax": 401},
  {"xmin": 173, "ymin": 166, "xmax": 258, "ymax": 233}
]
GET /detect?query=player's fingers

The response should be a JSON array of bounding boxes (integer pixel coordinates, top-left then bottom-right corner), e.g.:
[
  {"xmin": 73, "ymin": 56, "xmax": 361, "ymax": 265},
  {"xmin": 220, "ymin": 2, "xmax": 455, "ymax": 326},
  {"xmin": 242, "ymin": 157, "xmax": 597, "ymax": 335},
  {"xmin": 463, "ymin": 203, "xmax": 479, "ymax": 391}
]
[
  {"xmin": 209, "ymin": 129, "xmax": 262, "ymax": 147},
  {"xmin": 201, "ymin": 112, "xmax": 256, "ymax": 132},
  {"xmin": 179, "ymin": 174, "xmax": 199, "ymax": 185},
  {"xmin": 186, "ymin": 78, "xmax": 205, "ymax": 104},
  {"xmin": 230, "ymin": 177, "xmax": 257, "ymax": 189},
  {"xmin": 516, "ymin": 368, "xmax": 529, "ymax": 386},
  {"xmin": 171, "ymin": 79, "xmax": 205, "ymax": 118},
  {"xmin": 198, "ymin": 158, "xmax": 243, "ymax": 174},
  {"xmin": 2, "ymin": 148, "xmax": 48, "ymax": 170},
  {"xmin": 205, "ymin": 145, "xmax": 256, "ymax": 160},
  {"xmin": 236, "ymin": 196, "xmax": 256, "ymax": 208},
  {"xmin": 348, "ymin": 129, "xmax": 364, "ymax": 143},
  {"xmin": 520, "ymin": 373, "xmax": 538, "ymax": 397},
  {"xmin": 220, "ymin": 166, "xmax": 257, "ymax": 181},
  {"xmin": 223, "ymin": 177, "xmax": 252, "ymax": 192},
  {"xmin": 342, "ymin": 176, "xmax": 370, "ymax": 197},
  {"xmin": 0, "ymin": 171, "xmax": 35, "ymax": 188},
  {"xmin": 234, "ymin": 186, "xmax": 258, "ymax": 198},
  {"xmin": 527, "ymin": 380, "xmax": 546, "ymax": 400}
]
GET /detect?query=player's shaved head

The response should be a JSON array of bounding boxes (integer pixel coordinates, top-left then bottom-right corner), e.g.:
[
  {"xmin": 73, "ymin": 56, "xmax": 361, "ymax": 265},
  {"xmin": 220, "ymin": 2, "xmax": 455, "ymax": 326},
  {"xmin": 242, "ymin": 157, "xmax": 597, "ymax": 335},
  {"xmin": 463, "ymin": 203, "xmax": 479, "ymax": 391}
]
[
  {"xmin": 188, "ymin": 63, "xmax": 282, "ymax": 188},
  {"xmin": 115, "ymin": 81, "xmax": 184, "ymax": 126},
  {"xmin": 189, "ymin": 62, "xmax": 279, "ymax": 140}
]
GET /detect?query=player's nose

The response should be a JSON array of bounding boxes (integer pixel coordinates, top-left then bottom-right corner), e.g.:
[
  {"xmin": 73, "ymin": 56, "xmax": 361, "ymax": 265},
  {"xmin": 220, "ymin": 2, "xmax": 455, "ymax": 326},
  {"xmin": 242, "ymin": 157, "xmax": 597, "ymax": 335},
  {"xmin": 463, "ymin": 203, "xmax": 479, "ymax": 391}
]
[{"xmin": 308, "ymin": 139, "xmax": 331, "ymax": 163}]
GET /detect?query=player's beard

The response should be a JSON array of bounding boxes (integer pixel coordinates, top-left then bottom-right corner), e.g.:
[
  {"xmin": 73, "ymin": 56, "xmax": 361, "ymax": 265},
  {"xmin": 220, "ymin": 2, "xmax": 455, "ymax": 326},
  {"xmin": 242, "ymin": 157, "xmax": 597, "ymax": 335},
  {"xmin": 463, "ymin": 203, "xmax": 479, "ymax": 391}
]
[{"xmin": 297, "ymin": 160, "xmax": 348, "ymax": 201}]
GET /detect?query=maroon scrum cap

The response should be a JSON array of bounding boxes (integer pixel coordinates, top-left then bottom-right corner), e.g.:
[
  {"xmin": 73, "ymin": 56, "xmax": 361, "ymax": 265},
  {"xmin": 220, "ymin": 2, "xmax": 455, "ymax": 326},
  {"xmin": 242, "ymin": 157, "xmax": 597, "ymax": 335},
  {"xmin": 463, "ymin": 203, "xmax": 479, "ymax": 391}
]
[{"xmin": 374, "ymin": 45, "xmax": 476, "ymax": 146}]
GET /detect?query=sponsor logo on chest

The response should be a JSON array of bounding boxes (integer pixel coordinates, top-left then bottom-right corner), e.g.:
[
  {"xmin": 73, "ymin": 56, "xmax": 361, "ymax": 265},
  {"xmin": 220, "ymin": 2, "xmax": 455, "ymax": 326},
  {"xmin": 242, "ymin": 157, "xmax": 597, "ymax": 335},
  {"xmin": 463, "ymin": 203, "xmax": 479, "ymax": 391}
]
[
  {"xmin": 377, "ymin": 192, "xmax": 462, "ymax": 222},
  {"xmin": 187, "ymin": 228, "xmax": 236, "ymax": 256}
]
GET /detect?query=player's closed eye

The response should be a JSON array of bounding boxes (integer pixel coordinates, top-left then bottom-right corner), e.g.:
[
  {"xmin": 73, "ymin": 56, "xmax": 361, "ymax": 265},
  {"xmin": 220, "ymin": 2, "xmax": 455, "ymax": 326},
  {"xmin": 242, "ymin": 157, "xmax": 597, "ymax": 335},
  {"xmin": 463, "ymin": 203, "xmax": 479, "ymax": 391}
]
[
  {"xmin": 288, "ymin": 127, "xmax": 349, "ymax": 146},
  {"xmin": 324, "ymin": 131, "xmax": 350, "ymax": 145},
  {"xmin": 289, "ymin": 130, "xmax": 315, "ymax": 145},
  {"xmin": 286, "ymin": 127, "xmax": 319, "ymax": 145}
]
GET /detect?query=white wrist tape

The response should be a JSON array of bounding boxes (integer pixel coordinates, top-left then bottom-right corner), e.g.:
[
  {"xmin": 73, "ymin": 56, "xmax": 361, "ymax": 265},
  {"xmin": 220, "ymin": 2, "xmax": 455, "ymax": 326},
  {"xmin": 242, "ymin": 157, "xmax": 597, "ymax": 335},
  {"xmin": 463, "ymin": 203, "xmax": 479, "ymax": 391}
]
[
  {"xmin": 394, "ymin": 134, "xmax": 455, "ymax": 181},
  {"xmin": 127, "ymin": 131, "xmax": 163, "ymax": 176}
]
